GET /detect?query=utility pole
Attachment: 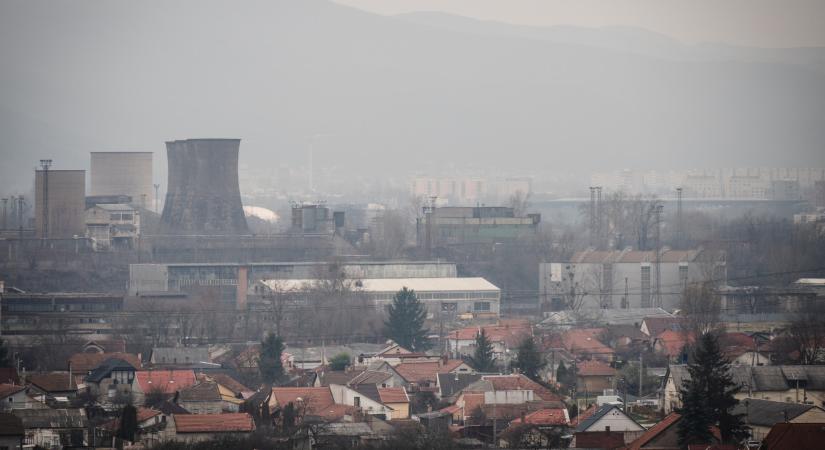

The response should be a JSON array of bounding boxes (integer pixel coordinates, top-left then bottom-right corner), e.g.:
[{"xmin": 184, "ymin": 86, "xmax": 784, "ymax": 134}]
[
  {"xmin": 596, "ymin": 186, "xmax": 603, "ymax": 249},
  {"xmin": 622, "ymin": 277, "xmax": 629, "ymax": 309},
  {"xmin": 676, "ymin": 187, "xmax": 683, "ymax": 249},
  {"xmin": 589, "ymin": 187, "xmax": 596, "ymax": 248},
  {"xmin": 639, "ymin": 353, "xmax": 643, "ymax": 399},
  {"xmin": 153, "ymin": 184, "xmax": 160, "ymax": 214},
  {"xmin": 39, "ymin": 159, "xmax": 52, "ymax": 242},
  {"xmin": 1, "ymin": 198, "xmax": 7, "ymax": 230},
  {"xmin": 652, "ymin": 204, "xmax": 663, "ymax": 308},
  {"xmin": 17, "ymin": 196, "xmax": 24, "ymax": 240}
]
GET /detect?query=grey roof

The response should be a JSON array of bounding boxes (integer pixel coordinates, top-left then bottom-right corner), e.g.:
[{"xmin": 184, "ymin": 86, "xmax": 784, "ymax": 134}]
[
  {"xmin": 93, "ymin": 203, "xmax": 136, "ymax": 211},
  {"xmin": 668, "ymin": 364, "xmax": 825, "ymax": 392},
  {"xmin": 732, "ymin": 399, "xmax": 819, "ymax": 427},
  {"xmin": 13, "ymin": 409, "xmax": 88, "ymax": 429},
  {"xmin": 540, "ymin": 308, "xmax": 672, "ymax": 327},
  {"xmin": 353, "ymin": 384, "xmax": 382, "ymax": 404},
  {"xmin": 151, "ymin": 347, "xmax": 210, "ymax": 365},
  {"xmin": 463, "ymin": 379, "xmax": 494, "ymax": 392},
  {"xmin": 179, "ymin": 381, "xmax": 221, "ymax": 402},
  {"xmin": 437, "ymin": 373, "xmax": 482, "ymax": 398},
  {"xmin": 319, "ymin": 370, "xmax": 363, "ymax": 387},
  {"xmin": 349, "ymin": 370, "xmax": 393, "ymax": 386},
  {"xmin": 85, "ymin": 358, "xmax": 137, "ymax": 383},
  {"xmin": 574, "ymin": 404, "xmax": 643, "ymax": 432},
  {"xmin": 319, "ymin": 422, "xmax": 374, "ymax": 436},
  {"xmin": 286, "ymin": 344, "xmax": 385, "ymax": 362}
]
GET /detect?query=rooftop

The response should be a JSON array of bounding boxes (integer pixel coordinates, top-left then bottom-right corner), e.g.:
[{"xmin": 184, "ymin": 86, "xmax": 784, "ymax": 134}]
[
  {"xmin": 510, "ymin": 408, "xmax": 570, "ymax": 426},
  {"xmin": 173, "ymin": 413, "xmax": 255, "ymax": 433},
  {"xmin": 69, "ymin": 351, "xmax": 141, "ymax": 373},
  {"xmin": 263, "ymin": 277, "xmax": 499, "ymax": 293},
  {"xmin": 134, "ymin": 370, "xmax": 197, "ymax": 394}
]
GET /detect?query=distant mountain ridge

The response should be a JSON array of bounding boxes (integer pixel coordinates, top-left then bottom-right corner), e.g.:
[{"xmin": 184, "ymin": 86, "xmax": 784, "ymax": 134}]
[{"xmin": 1, "ymin": 0, "xmax": 823, "ymax": 191}]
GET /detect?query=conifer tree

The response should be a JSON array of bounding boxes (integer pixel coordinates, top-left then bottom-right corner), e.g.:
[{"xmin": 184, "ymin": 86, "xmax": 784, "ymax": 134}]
[
  {"xmin": 259, "ymin": 333, "xmax": 286, "ymax": 384},
  {"xmin": 513, "ymin": 337, "xmax": 545, "ymax": 381},
  {"xmin": 384, "ymin": 287, "xmax": 430, "ymax": 351},
  {"xmin": 469, "ymin": 329, "xmax": 496, "ymax": 372},
  {"xmin": 677, "ymin": 332, "xmax": 748, "ymax": 447}
]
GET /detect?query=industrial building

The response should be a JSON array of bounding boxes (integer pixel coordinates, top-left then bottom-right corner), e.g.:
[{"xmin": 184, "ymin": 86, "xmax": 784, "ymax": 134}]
[
  {"xmin": 89, "ymin": 152, "xmax": 153, "ymax": 209},
  {"xmin": 129, "ymin": 261, "xmax": 458, "ymax": 308},
  {"xmin": 35, "ymin": 169, "xmax": 86, "ymax": 239},
  {"xmin": 0, "ymin": 292, "xmax": 123, "ymax": 336},
  {"xmin": 160, "ymin": 138, "xmax": 248, "ymax": 235},
  {"xmin": 539, "ymin": 248, "xmax": 726, "ymax": 312},
  {"xmin": 260, "ymin": 277, "xmax": 501, "ymax": 318},
  {"xmin": 85, "ymin": 203, "xmax": 141, "ymax": 250},
  {"xmin": 416, "ymin": 206, "xmax": 540, "ymax": 249}
]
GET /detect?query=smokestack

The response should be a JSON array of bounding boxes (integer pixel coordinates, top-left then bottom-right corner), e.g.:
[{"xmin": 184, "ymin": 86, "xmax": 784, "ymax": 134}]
[{"xmin": 160, "ymin": 139, "xmax": 249, "ymax": 235}]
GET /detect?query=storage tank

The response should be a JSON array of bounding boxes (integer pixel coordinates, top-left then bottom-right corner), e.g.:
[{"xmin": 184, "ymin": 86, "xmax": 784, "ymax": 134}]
[
  {"xmin": 90, "ymin": 152, "xmax": 153, "ymax": 209},
  {"xmin": 159, "ymin": 139, "xmax": 248, "ymax": 235}
]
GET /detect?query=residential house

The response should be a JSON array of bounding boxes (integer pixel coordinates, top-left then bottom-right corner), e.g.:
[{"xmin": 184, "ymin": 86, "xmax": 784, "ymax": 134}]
[
  {"xmin": 377, "ymin": 387, "xmax": 410, "ymax": 420},
  {"xmin": 605, "ymin": 325, "xmax": 649, "ymax": 351},
  {"xmin": 329, "ymin": 384, "xmax": 396, "ymax": 419},
  {"xmin": 26, "ymin": 373, "xmax": 77, "ymax": 400},
  {"xmin": 394, "ymin": 359, "xmax": 474, "ymax": 391},
  {"xmin": 760, "ymin": 422, "xmax": 825, "ymax": 450},
  {"xmin": 196, "ymin": 373, "xmax": 251, "ymax": 410},
  {"xmin": 576, "ymin": 360, "xmax": 617, "ymax": 393},
  {"xmin": 13, "ymin": 408, "xmax": 88, "ymax": 449},
  {"xmin": 446, "ymin": 322, "xmax": 532, "ymax": 360},
  {"xmin": 132, "ymin": 370, "xmax": 197, "ymax": 405},
  {"xmin": 82, "ymin": 338, "xmax": 127, "ymax": 354},
  {"xmin": 0, "ymin": 413, "xmax": 24, "ymax": 450},
  {"xmin": 68, "ymin": 351, "xmax": 141, "ymax": 381},
  {"xmin": 366, "ymin": 343, "xmax": 439, "ymax": 365},
  {"xmin": 436, "ymin": 373, "xmax": 482, "ymax": 401},
  {"xmin": 0, "ymin": 385, "xmax": 40, "ymax": 411},
  {"xmin": 560, "ymin": 328, "xmax": 615, "ymax": 362},
  {"xmin": 652, "ymin": 330, "xmax": 694, "ymax": 362},
  {"xmin": 269, "ymin": 387, "xmax": 356, "ymax": 422},
  {"xmin": 625, "ymin": 412, "xmax": 719, "ymax": 450},
  {"xmin": 731, "ymin": 398, "xmax": 825, "ymax": 440},
  {"xmin": 171, "ymin": 413, "xmax": 255, "ymax": 443},
  {"xmin": 84, "ymin": 358, "xmax": 138, "ymax": 404},
  {"xmin": 177, "ymin": 381, "xmax": 222, "ymax": 414},
  {"xmin": 718, "ymin": 332, "xmax": 771, "ymax": 366},
  {"xmin": 99, "ymin": 407, "xmax": 170, "ymax": 445},
  {"xmin": 664, "ymin": 365, "xmax": 825, "ymax": 413},
  {"xmin": 572, "ymin": 404, "xmax": 645, "ymax": 446},
  {"xmin": 640, "ymin": 316, "xmax": 686, "ymax": 338},
  {"xmin": 502, "ymin": 408, "xmax": 571, "ymax": 448},
  {"xmin": 348, "ymin": 370, "xmax": 403, "ymax": 390},
  {"xmin": 150, "ymin": 347, "xmax": 212, "ymax": 369},
  {"xmin": 456, "ymin": 374, "xmax": 563, "ymax": 424}
]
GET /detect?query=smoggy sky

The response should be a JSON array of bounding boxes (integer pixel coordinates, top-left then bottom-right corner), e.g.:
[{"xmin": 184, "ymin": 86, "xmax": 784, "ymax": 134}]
[{"xmin": 334, "ymin": 0, "xmax": 825, "ymax": 48}]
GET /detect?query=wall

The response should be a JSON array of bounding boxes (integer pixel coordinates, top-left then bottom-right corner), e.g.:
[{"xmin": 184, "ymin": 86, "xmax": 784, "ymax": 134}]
[
  {"xmin": 90, "ymin": 152, "xmax": 153, "ymax": 208},
  {"xmin": 587, "ymin": 408, "xmax": 645, "ymax": 432},
  {"xmin": 483, "ymin": 390, "xmax": 534, "ymax": 405},
  {"xmin": 35, "ymin": 170, "xmax": 86, "ymax": 238}
]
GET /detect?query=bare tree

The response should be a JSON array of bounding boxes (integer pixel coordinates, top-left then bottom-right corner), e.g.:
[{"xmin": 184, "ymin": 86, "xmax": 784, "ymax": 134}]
[
  {"xmin": 508, "ymin": 190, "xmax": 531, "ymax": 217},
  {"xmin": 680, "ymin": 282, "xmax": 722, "ymax": 335}
]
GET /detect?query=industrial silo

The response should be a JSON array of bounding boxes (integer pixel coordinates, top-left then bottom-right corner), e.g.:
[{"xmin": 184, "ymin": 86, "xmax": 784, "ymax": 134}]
[
  {"xmin": 35, "ymin": 169, "xmax": 86, "ymax": 238},
  {"xmin": 159, "ymin": 139, "xmax": 249, "ymax": 235},
  {"xmin": 90, "ymin": 152, "xmax": 154, "ymax": 208}
]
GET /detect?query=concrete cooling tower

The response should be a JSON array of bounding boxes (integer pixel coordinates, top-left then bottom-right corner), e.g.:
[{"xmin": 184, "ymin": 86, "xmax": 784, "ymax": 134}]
[{"xmin": 159, "ymin": 138, "xmax": 249, "ymax": 235}]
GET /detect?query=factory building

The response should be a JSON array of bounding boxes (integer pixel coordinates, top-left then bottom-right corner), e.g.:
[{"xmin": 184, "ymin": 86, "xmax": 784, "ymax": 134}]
[
  {"xmin": 85, "ymin": 203, "xmax": 141, "ymax": 250},
  {"xmin": 35, "ymin": 169, "xmax": 86, "ymax": 238},
  {"xmin": 259, "ymin": 277, "xmax": 501, "ymax": 318},
  {"xmin": 129, "ymin": 261, "xmax": 458, "ymax": 308},
  {"xmin": 160, "ymin": 138, "xmax": 248, "ymax": 235},
  {"xmin": 416, "ymin": 206, "xmax": 540, "ymax": 248},
  {"xmin": 89, "ymin": 152, "xmax": 153, "ymax": 209}
]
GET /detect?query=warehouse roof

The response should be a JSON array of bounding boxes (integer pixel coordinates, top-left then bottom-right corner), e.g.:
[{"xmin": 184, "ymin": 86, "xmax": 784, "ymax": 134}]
[{"xmin": 263, "ymin": 277, "xmax": 499, "ymax": 293}]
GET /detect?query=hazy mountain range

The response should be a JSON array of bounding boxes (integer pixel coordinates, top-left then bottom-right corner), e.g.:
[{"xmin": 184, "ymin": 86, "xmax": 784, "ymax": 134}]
[{"xmin": 1, "ymin": 0, "xmax": 824, "ymax": 193}]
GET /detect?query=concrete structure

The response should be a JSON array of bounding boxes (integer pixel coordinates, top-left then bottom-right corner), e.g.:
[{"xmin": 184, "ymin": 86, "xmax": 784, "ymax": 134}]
[
  {"xmin": 129, "ymin": 261, "xmax": 457, "ymax": 307},
  {"xmin": 90, "ymin": 152, "xmax": 153, "ymax": 209},
  {"xmin": 0, "ymin": 293, "xmax": 123, "ymax": 336},
  {"xmin": 291, "ymin": 203, "xmax": 334, "ymax": 234},
  {"xmin": 85, "ymin": 203, "xmax": 140, "ymax": 250},
  {"xmin": 261, "ymin": 277, "xmax": 500, "ymax": 317},
  {"xmin": 416, "ymin": 206, "xmax": 540, "ymax": 248},
  {"xmin": 540, "ymin": 248, "xmax": 725, "ymax": 311},
  {"xmin": 160, "ymin": 139, "xmax": 248, "ymax": 235},
  {"xmin": 35, "ymin": 169, "xmax": 85, "ymax": 238}
]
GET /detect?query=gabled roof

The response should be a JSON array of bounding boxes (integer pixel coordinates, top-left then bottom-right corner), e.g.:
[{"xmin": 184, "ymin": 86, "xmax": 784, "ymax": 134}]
[
  {"xmin": 574, "ymin": 404, "xmax": 643, "ymax": 432},
  {"xmin": 196, "ymin": 373, "xmax": 250, "ymax": 396},
  {"xmin": 561, "ymin": 329, "xmax": 614, "ymax": 357},
  {"xmin": 319, "ymin": 369, "xmax": 363, "ymax": 387},
  {"xmin": 270, "ymin": 387, "xmax": 335, "ymax": 415},
  {"xmin": 626, "ymin": 412, "xmax": 681, "ymax": 450},
  {"xmin": 732, "ymin": 399, "xmax": 821, "ymax": 427},
  {"xmin": 761, "ymin": 422, "xmax": 825, "ymax": 450},
  {"xmin": 12, "ymin": 408, "xmax": 88, "ymax": 429},
  {"xmin": 655, "ymin": 330, "xmax": 694, "ymax": 357},
  {"xmin": 102, "ymin": 407, "xmax": 162, "ymax": 431},
  {"xmin": 28, "ymin": 373, "xmax": 75, "ymax": 393},
  {"xmin": 70, "ymin": 352, "xmax": 141, "ymax": 375},
  {"xmin": 437, "ymin": 373, "xmax": 482, "ymax": 398},
  {"xmin": 173, "ymin": 413, "xmax": 255, "ymax": 433},
  {"xmin": 179, "ymin": 381, "xmax": 221, "ymax": 402},
  {"xmin": 509, "ymin": 408, "xmax": 570, "ymax": 426},
  {"xmin": 134, "ymin": 370, "xmax": 196, "ymax": 394},
  {"xmin": 447, "ymin": 324, "xmax": 532, "ymax": 348},
  {"xmin": 86, "ymin": 358, "xmax": 138, "ymax": 383},
  {"xmin": 150, "ymin": 347, "xmax": 210, "ymax": 366},
  {"xmin": 669, "ymin": 364, "xmax": 825, "ymax": 393},
  {"xmin": 352, "ymin": 384, "xmax": 382, "ymax": 404},
  {"xmin": 348, "ymin": 370, "xmax": 393, "ymax": 386},
  {"xmin": 395, "ymin": 360, "xmax": 466, "ymax": 384},
  {"xmin": 577, "ymin": 360, "xmax": 616, "ymax": 377},
  {"xmin": 480, "ymin": 374, "xmax": 561, "ymax": 402},
  {"xmin": 0, "ymin": 384, "xmax": 25, "ymax": 399},
  {"xmin": 642, "ymin": 316, "xmax": 686, "ymax": 336},
  {"xmin": 378, "ymin": 387, "xmax": 409, "ymax": 404}
]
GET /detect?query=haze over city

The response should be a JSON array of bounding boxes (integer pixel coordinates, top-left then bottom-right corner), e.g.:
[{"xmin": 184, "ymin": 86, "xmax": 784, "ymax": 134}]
[{"xmin": 0, "ymin": 1, "xmax": 824, "ymax": 449}]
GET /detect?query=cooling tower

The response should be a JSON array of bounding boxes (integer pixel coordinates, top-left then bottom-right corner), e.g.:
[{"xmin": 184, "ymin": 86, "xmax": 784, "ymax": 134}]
[
  {"xmin": 159, "ymin": 139, "xmax": 249, "ymax": 235},
  {"xmin": 90, "ymin": 152, "xmax": 153, "ymax": 209}
]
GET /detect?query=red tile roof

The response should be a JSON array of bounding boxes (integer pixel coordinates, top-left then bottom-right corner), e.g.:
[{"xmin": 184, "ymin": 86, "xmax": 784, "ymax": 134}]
[
  {"xmin": 655, "ymin": 330, "xmax": 695, "ymax": 357},
  {"xmin": 448, "ymin": 324, "xmax": 532, "ymax": 348},
  {"xmin": 196, "ymin": 373, "xmax": 249, "ymax": 396},
  {"xmin": 28, "ymin": 372, "xmax": 75, "ymax": 392},
  {"xmin": 102, "ymin": 407, "xmax": 162, "ymax": 431},
  {"xmin": 69, "ymin": 352, "xmax": 142, "ymax": 374},
  {"xmin": 0, "ymin": 368, "xmax": 20, "ymax": 385},
  {"xmin": 509, "ymin": 408, "xmax": 570, "ymax": 426},
  {"xmin": 561, "ymin": 329, "xmax": 614, "ymax": 357},
  {"xmin": 0, "ymin": 384, "xmax": 25, "ymax": 399},
  {"xmin": 173, "ymin": 413, "xmax": 255, "ymax": 433},
  {"xmin": 642, "ymin": 316, "xmax": 685, "ymax": 336},
  {"xmin": 378, "ymin": 387, "xmax": 409, "ymax": 404},
  {"xmin": 574, "ymin": 431, "xmax": 625, "ymax": 449},
  {"xmin": 626, "ymin": 412, "xmax": 681, "ymax": 450},
  {"xmin": 461, "ymin": 393, "xmax": 485, "ymax": 417},
  {"xmin": 135, "ymin": 370, "xmax": 196, "ymax": 394},
  {"xmin": 483, "ymin": 374, "xmax": 562, "ymax": 402},
  {"xmin": 395, "ymin": 361, "xmax": 465, "ymax": 384},
  {"xmin": 270, "ymin": 387, "xmax": 335, "ymax": 415},
  {"xmin": 577, "ymin": 360, "xmax": 616, "ymax": 377},
  {"xmin": 761, "ymin": 423, "xmax": 825, "ymax": 450}
]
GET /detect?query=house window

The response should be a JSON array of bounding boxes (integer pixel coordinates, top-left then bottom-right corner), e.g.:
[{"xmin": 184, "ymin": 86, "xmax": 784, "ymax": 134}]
[
  {"xmin": 354, "ymin": 396, "xmax": 360, "ymax": 407},
  {"xmin": 474, "ymin": 302, "xmax": 490, "ymax": 312}
]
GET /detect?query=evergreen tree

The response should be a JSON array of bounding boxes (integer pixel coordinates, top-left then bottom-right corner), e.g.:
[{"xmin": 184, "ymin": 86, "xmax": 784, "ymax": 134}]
[
  {"xmin": 329, "ymin": 353, "xmax": 350, "ymax": 371},
  {"xmin": 513, "ymin": 337, "xmax": 545, "ymax": 381},
  {"xmin": 469, "ymin": 329, "xmax": 496, "ymax": 372},
  {"xmin": 0, "ymin": 338, "xmax": 11, "ymax": 367},
  {"xmin": 259, "ymin": 333, "xmax": 285, "ymax": 384},
  {"xmin": 117, "ymin": 404, "xmax": 138, "ymax": 442},
  {"xmin": 677, "ymin": 332, "xmax": 748, "ymax": 447},
  {"xmin": 384, "ymin": 287, "xmax": 430, "ymax": 351}
]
